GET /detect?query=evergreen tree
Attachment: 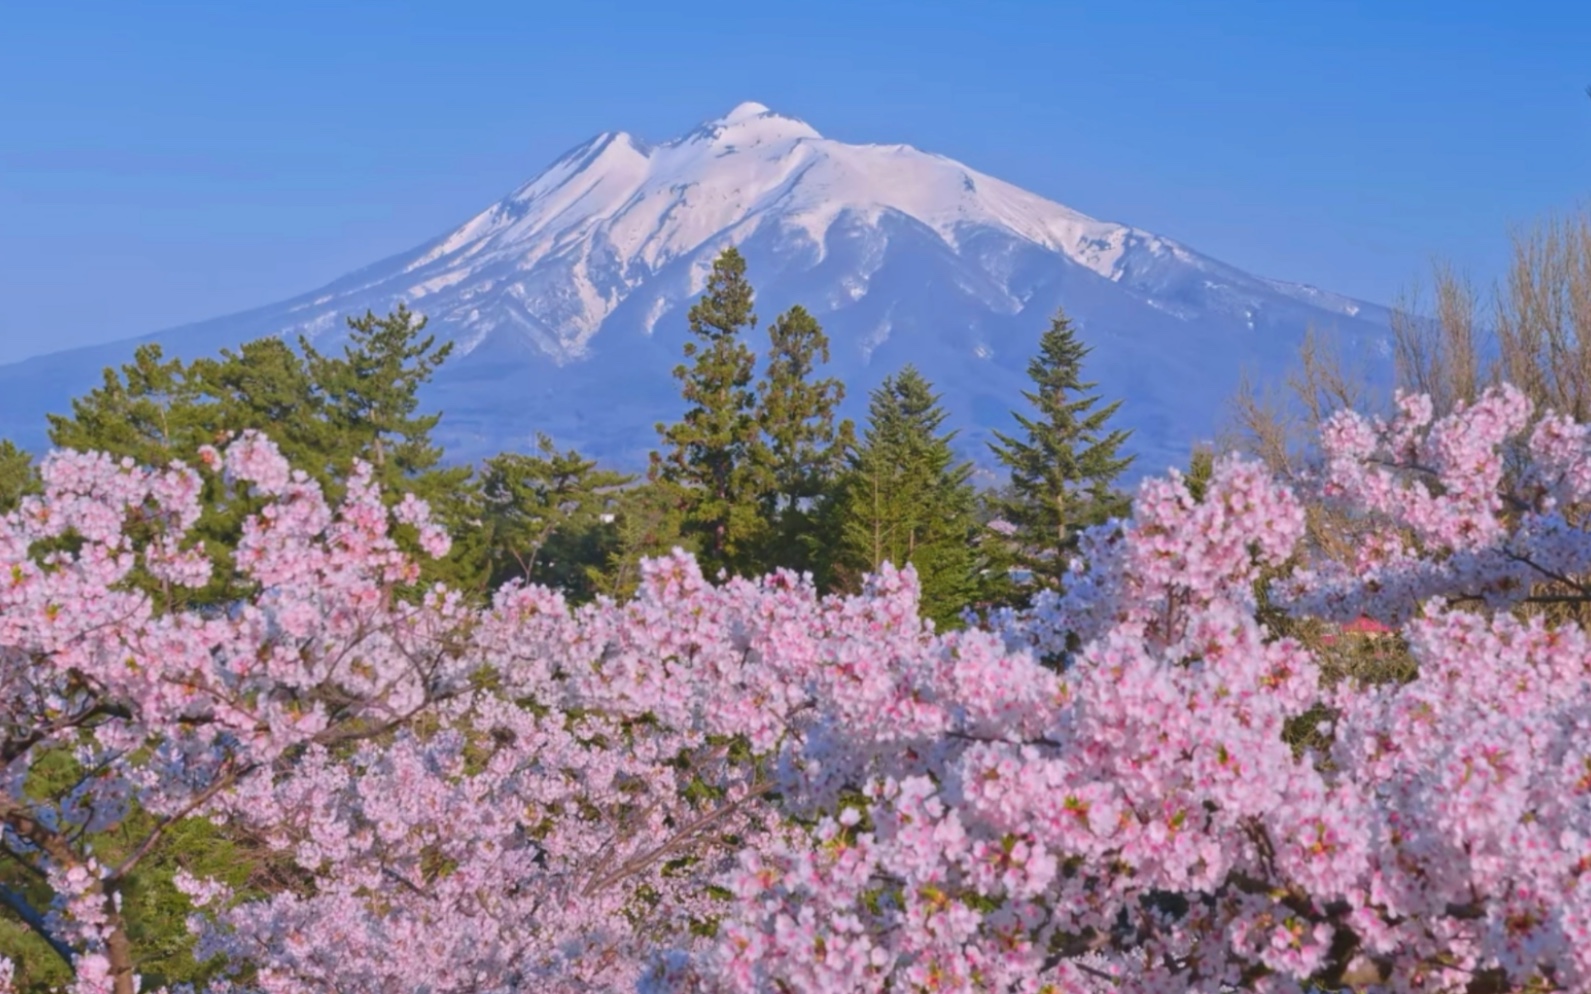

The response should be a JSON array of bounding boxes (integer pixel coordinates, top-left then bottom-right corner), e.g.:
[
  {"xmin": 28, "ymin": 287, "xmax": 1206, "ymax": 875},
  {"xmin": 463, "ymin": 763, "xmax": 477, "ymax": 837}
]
[
  {"xmin": 990, "ymin": 308, "xmax": 1133, "ymax": 590},
  {"xmin": 652, "ymin": 247, "xmax": 763, "ymax": 577},
  {"xmin": 584, "ymin": 479, "xmax": 691, "ymax": 601},
  {"xmin": 47, "ymin": 340, "xmax": 327, "ymax": 607},
  {"xmin": 0, "ymin": 439, "xmax": 38, "ymax": 514},
  {"xmin": 300, "ymin": 304, "xmax": 462, "ymax": 490},
  {"xmin": 480, "ymin": 433, "xmax": 631, "ymax": 601},
  {"xmin": 301, "ymin": 305, "xmax": 482, "ymax": 590},
  {"xmin": 1185, "ymin": 444, "xmax": 1217, "ymax": 503},
  {"xmin": 188, "ymin": 337, "xmax": 338, "ymax": 478},
  {"xmin": 47, "ymin": 344, "xmax": 212, "ymax": 468},
  {"xmin": 50, "ymin": 338, "xmax": 334, "ymax": 491},
  {"xmin": 14, "ymin": 315, "xmax": 487, "ymax": 983},
  {"xmin": 836, "ymin": 366, "xmax": 982, "ymax": 628},
  {"xmin": 46, "ymin": 308, "xmax": 483, "ymax": 600},
  {"xmin": 750, "ymin": 304, "xmax": 853, "ymax": 577}
]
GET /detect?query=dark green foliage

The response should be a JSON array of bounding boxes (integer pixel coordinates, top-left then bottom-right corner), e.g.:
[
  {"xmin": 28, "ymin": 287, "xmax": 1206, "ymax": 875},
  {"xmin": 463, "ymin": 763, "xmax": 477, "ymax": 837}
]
[
  {"xmin": 47, "ymin": 336, "xmax": 337, "ymax": 478},
  {"xmin": 750, "ymin": 304, "xmax": 853, "ymax": 579},
  {"xmin": 45, "ymin": 308, "xmax": 483, "ymax": 600},
  {"xmin": 49, "ymin": 343, "xmax": 216, "ymax": 466},
  {"xmin": 0, "ymin": 439, "xmax": 37, "ymax": 513},
  {"xmin": 652, "ymin": 248, "xmax": 765, "ymax": 577},
  {"xmin": 583, "ymin": 479, "xmax": 692, "ymax": 601},
  {"xmin": 653, "ymin": 255, "xmax": 856, "ymax": 585},
  {"xmin": 300, "ymin": 304, "xmax": 455, "ymax": 489},
  {"xmin": 835, "ymin": 366, "xmax": 984, "ymax": 629},
  {"xmin": 969, "ymin": 484, "xmax": 1024, "ymax": 611},
  {"xmin": 480, "ymin": 434, "xmax": 632, "ymax": 602},
  {"xmin": 1, "ymin": 751, "xmax": 262, "ymax": 992},
  {"xmin": 1185, "ymin": 444, "xmax": 1216, "ymax": 503},
  {"xmin": 47, "ymin": 339, "xmax": 324, "ymax": 607},
  {"xmin": 300, "ymin": 305, "xmax": 482, "ymax": 590},
  {"xmin": 989, "ymin": 308, "xmax": 1133, "ymax": 591}
]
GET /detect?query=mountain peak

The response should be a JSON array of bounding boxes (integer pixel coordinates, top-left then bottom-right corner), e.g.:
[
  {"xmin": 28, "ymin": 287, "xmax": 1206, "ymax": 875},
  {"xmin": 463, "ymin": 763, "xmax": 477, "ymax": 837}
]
[
  {"xmin": 0, "ymin": 101, "xmax": 1389, "ymax": 478},
  {"xmin": 720, "ymin": 100, "xmax": 773, "ymax": 123},
  {"xmin": 691, "ymin": 101, "xmax": 822, "ymax": 145}
]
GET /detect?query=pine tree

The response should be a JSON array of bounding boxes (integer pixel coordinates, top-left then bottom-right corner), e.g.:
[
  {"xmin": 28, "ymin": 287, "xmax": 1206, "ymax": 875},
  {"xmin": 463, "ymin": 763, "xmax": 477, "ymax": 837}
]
[
  {"xmin": 750, "ymin": 304, "xmax": 853, "ymax": 577},
  {"xmin": 302, "ymin": 305, "xmax": 482, "ymax": 590},
  {"xmin": 188, "ymin": 337, "xmax": 337, "ymax": 479},
  {"xmin": 584, "ymin": 478, "xmax": 691, "ymax": 601},
  {"xmin": 1184, "ymin": 444, "xmax": 1217, "ymax": 503},
  {"xmin": 0, "ymin": 439, "xmax": 37, "ymax": 514},
  {"xmin": 837, "ymin": 365, "xmax": 982, "ymax": 628},
  {"xmin": 47, "ymin": 309, "xmax": 483, "ymax": 600},
  {"xmin": 47, "ymin": 344, "xmax": 212, "ymax": 468},
  {"xmin": 6, "ymin": 311, "xmax": 493, "ymax": 991},
  {"xmin": 301, "ymin": 304, "xmax": 457, "ymax": 487},
  {"xmin": 480, "ymin": 433, "xmax": 631, "ymax": 601},
  {"xmin": 652, "ymin": 247, "xmax": 763, "ymax": 577},
  {"xmin": 47, "ymin": 340, "xmax": 325, "ymax": 607},
  {"xmin": 990, "ymin": 308, "xmax": 1133, "ymax": 590}
]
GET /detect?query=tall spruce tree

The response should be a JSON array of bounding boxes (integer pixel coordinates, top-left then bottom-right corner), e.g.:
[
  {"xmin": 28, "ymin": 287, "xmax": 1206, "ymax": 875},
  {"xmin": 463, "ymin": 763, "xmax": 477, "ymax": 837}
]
[
  {"xmin": 751, "ymin": 304, "xmax": 853, "ymax": 577},
  {"xmin": 837, "ymin": 365, "xmax": 982, "ymax": 628},
  {"xmin": 990, "ymin": 308, "xmax": 1132, "ymax": 589},
  {"xmin": 652, "ymin": 247, "xmax": 763, "ymax": 577}
]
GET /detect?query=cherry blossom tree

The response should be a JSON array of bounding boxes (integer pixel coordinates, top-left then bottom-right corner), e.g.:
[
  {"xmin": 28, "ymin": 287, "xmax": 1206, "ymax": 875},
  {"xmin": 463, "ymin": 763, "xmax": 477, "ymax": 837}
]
[
  {"xmin": 665, "ymin": 385, "xmax": 1591, "ymax": 993},
  {"xmin": 5, "ymin": 385, "xmax": 1591, "ymax": 994}
]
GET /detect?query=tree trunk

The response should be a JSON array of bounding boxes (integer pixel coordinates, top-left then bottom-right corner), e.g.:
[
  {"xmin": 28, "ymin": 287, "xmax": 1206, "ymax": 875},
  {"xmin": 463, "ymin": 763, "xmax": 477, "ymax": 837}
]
[{"xmin": 101, "ymin": 884, "xmax": 137, "ymax": 994}]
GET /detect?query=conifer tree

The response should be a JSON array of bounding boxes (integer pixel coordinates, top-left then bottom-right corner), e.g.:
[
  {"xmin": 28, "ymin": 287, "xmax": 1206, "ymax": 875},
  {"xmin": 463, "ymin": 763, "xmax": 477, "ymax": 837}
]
[
  {"xmin": 300, "ymin": 304, "xmax": 462, "ymax": 491},
  {"xmin": 47, "ymin": 339, "xmax": 329, "ymax": 606},
  {"xmin": 583, "ymin": 478, "xmax": 691, "ymax": 601},
  {"xmin": 301, "ymin": 305, "xmax": 482, "ymax": 589},
  {"xmin": 480, "ymin": 433, "xmax": 631, "ymax": 601},
  {"xmin": 47, "ymin": 308, "xmax": 483, "ymax": 598},
  {"xmin": 652, "ymin": 247, "xmax": 763, "ymax": 577},
  {"xmin": 0, "ymin": 438, "xmax": 36, "ymax": 514},
  {"xmin": 990, "ymin": 308, "xmax": 1133, "ymax": 589},
  {"xmin": 837, "ymin": 365, "xmax": 982, "ymax": 628},
  {"xmin": 188, "ymin": 337, "xmax": 337, "ymax": 478},
  {"xmin": 50, "ymin": 338, "xmax": 333, "ymax": 491},
  {"xmin": 751, "ymin": 304, "xmax": 853, "ymax": 577},
  {"xmin": 47, "ymin": 343, "xmax": 214, "ymax": 468},
  {"xmin": 1185, "ymin": 444, "xmax": 1217, "ymax": 503}
]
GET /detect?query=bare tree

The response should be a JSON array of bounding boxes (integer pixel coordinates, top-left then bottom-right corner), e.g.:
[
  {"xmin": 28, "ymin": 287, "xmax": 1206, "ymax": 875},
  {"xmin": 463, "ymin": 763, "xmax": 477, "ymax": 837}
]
[{"xmin": 1227, "ymin": 204, "xmax": 1591, "ymax": 636}]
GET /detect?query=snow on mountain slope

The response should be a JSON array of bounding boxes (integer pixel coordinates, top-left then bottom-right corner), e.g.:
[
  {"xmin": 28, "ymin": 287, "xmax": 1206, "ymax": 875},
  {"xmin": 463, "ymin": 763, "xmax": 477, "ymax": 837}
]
[{"xmin": 0, "ymin": 102, "xmax": 1392, "ymax": 474}]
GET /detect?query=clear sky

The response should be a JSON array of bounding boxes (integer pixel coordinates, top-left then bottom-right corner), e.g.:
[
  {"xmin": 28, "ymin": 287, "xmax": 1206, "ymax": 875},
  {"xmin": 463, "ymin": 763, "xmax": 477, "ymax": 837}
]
[{"xmin": 2, "ymin": 0, "xmax": 1587, "ymax": 364}]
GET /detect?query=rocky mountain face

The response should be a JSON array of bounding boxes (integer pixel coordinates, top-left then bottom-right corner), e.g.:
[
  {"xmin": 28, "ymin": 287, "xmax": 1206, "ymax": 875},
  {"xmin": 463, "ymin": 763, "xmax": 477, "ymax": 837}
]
[{"xmin": 0, "ymin": 101, "xmax": 1392, "ymax": 474}]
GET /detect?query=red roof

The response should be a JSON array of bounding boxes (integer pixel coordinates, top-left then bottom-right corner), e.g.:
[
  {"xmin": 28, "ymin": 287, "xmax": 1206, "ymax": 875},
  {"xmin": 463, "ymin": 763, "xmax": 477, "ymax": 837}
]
[
  {"xmin": 1319, "ymin": 616, "xmax": 1395, "ymax": 646},
  {"xmin": 1341, "ymin": 616, "xmax": 1394, "ymax": 635}
]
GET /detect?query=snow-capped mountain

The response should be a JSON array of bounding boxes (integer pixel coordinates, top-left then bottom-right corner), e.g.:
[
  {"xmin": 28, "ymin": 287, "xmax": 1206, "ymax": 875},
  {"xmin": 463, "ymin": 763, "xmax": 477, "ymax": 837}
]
[{"xmin": 0, "ymin": 101, "xmax": 1391, "ymax": 473}]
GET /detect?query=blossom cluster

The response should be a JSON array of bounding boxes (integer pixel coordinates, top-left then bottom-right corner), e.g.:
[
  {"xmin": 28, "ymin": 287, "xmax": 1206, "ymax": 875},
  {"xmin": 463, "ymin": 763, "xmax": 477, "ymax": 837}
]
[{"xmin": 3, "ymin": 387, "xmax": 1591, "ymax": 994}]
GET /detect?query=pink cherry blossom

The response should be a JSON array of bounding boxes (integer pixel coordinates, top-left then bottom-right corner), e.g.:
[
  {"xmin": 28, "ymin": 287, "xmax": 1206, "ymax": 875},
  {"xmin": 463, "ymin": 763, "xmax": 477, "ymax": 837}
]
[{"xmin": 6, "ymin": 389, "xmax": 1591, "ymax": 994}]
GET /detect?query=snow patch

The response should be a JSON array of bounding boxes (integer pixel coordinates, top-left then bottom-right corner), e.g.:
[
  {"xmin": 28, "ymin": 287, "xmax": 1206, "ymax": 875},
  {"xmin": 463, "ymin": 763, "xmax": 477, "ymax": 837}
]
[{"xmin": 642, "ymin": 296, "xmax": 672, "ymax": 335}]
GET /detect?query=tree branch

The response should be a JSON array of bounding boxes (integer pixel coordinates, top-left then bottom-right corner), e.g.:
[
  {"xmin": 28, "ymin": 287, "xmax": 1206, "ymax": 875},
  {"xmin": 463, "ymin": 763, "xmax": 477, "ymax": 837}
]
[{"xmin": 0, "ymin": 882, "xmax": 76, "ymax": 967}]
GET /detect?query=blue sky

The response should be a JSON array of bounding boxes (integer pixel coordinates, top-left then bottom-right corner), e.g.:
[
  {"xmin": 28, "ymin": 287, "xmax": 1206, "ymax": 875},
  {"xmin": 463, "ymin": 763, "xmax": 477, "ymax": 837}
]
[{"xmin": 2, "ymin": 0, "xmax": 1588, "ymax": 364}]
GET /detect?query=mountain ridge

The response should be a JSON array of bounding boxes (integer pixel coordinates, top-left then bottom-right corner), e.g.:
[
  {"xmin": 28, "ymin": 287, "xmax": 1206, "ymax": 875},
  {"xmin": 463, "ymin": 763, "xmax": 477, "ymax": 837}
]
[{"xmin": 0, "ymin": 101, "xmax": 1393, "ymax": 474}]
